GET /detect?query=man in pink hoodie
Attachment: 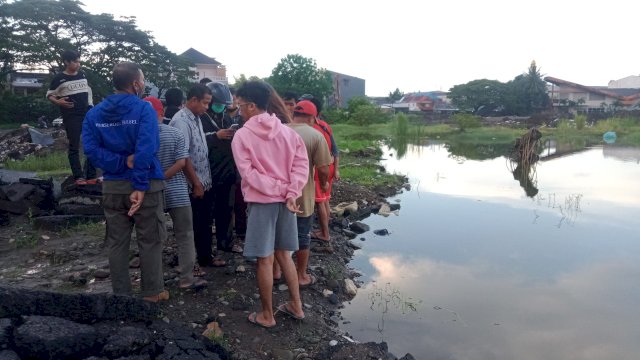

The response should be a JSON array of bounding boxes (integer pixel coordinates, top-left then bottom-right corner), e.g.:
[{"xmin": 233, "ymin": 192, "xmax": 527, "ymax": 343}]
[{"xmin": 231, "ymin": 81, "xmax": 309, "ymax": 328}]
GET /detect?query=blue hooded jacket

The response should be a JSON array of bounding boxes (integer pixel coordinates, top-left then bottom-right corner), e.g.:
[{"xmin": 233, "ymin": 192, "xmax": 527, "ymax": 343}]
[{"xmin": 82, "ymin": 93, "xmax": 163, "ymax": 191}]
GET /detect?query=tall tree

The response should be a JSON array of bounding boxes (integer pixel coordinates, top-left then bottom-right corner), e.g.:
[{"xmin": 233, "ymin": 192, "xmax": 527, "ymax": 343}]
[
  {"xmin": 448, "ymin": 79, "xmax": 506, "ymax": 115},
  {"xmin": 231, "ymin": 73, "xmax": 262, "ymax": 89},
  {"xmin": 1, "ymin": 0, "xmax": 194, "ymax": 99},
  {"xmin": 268, "ymin": 54, "xmax": 333, "ymax": 100},
  {"xmin": 388, "ymin": 88, "xmax": 404, "ymax": 102},
  {"xmin": 0, "ymin": 0, "xmax": 16, "ymax": 90},
  {"xmin": 503, "ymin": 61, "xmax": 550, "ymax": 115}
]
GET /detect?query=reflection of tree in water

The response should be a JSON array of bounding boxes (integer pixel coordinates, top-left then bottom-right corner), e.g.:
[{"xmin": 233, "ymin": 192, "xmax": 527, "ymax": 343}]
[
  {"xmin": 508, "ymin": 129, "xmax": 542, "ymax": 197},
  {"xmin": 534, "ymin": 193, "xmax": 584, "ymax": 227},
  {"xmin": 387, "ymin": 136, "xmax": 409, "ymax": 159},
  {"xmin": 367, "ymin": 282, "xmax": 422, "ymax": 339},
  {"xmin": 446, "ymin": 141, "xmax": 514, "ymax": 161},
  {"xmin": 509, "ymin": 160, "xmax": 539, "ymax": 197}
]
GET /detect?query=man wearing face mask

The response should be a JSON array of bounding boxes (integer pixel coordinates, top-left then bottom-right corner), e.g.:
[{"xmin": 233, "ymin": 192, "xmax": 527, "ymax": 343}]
[
  {"xmin": 82, "ymin": 62, "xmax": 167, "ymax": 302},
  {"xmin": 200, "ymin": 81, "xmax": 243, "ymax": 255}
]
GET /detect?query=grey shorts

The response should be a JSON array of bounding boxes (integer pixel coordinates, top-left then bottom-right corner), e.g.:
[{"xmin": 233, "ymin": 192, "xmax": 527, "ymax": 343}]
[{"xmin": 243, "ymin": 202, "xmax": 299, "ymax": 258}]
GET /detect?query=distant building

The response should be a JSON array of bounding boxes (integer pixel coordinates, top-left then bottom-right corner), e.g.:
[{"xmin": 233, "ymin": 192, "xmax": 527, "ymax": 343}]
[
  {"xmin": 179, "ymin": 48, "xmax": 227, "ymax": 84},
  {"xmin": 6, "ymin": 72, "xmax": 49, "ymax": 96},
  {"xmin": 391, "ymin": 91, "xmax": 457, "ymax": 113},
  {"xmin": 327, "ymin": 71, "xmax": 365, "ymax": 108},
  {"xmin": 608, "ymin": 75, "xmax": 640, "ymax": 89},
  {"xmin": 545, "ymin": 76, "xmax": 640, "ymax": 113}
]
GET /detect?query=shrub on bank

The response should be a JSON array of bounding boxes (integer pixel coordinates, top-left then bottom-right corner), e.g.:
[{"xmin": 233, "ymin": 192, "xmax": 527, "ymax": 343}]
[
  {"xmin": 452, "ymin": 113, "xmax": 481, "ymax": 132},
  {"xmin": 0, "ymin": 92, "xmax": 58, "ymax": 126}
]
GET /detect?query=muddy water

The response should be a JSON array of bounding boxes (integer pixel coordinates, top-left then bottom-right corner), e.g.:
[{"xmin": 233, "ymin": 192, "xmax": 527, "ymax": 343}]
[{"xmin": 341, "ymin": 142, "xmax": 640, "ymax": 360}]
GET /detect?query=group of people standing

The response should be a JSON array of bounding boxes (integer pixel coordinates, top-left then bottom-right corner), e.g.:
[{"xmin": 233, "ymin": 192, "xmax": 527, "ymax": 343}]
[{"xmin": 49, "ymin": 50, "xmax": 340, "ymax": 328}]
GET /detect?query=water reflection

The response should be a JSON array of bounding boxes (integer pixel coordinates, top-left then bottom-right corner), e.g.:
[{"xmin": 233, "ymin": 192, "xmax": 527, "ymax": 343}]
[{"xmin": 342, "ymin": 142, "xmax": 640, "ymax": 359}]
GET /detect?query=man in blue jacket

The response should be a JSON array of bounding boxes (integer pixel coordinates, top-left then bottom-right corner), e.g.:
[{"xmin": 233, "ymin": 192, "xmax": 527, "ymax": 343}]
[{"xmin": 82, "ymin": 62, "xmax": 168, "ymax": 302}]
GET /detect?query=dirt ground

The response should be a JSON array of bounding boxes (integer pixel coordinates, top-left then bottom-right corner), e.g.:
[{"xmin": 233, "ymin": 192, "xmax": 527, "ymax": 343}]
[{"xmin": 0, "ymin": 177, "xmax": 413, "ymax": 359}]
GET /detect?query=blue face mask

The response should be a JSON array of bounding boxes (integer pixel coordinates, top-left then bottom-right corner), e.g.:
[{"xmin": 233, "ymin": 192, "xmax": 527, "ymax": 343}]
[{"xmin": 211, "ymin": 103, "xmax": 226, "ymax": 113}]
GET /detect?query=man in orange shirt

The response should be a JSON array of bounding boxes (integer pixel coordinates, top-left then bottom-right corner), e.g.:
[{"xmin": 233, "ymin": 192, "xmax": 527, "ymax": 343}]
[{"xmin": 299, "ymin": 95, "xmax": 340, "ymax": 242}]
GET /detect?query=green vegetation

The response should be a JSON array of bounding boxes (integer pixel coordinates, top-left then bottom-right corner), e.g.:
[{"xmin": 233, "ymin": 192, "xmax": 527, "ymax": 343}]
[
  {"xmin": 545, "ymin": 116, "xmax": 640, "ymax": 146},
  {"xmin": 1, "ymin": 0, "xmax": 195, "ymax": 123},
  {"xmin": 331, "ymin": 123, "xmax": 403, "ymax": 187},
  {"xmin": 15, "ymin": 232, "xmax": 39, "ymax": 248},
  {"xmin": 575, "ymin": 114, "xmax": 587, "ymax": 130},
  {"xmin": 448, "ymin": 61, "xmax": 550, "ymax": 116},
  {"xmin": 4, "ymin": 151, "xmax": 71, "ymax": 177},
  {"xmin": 59, "ymin": 221, "xmax": 105, "ymax": 238},
  {"xmin": 268, "ymin": 54, "xmax": 333, "ymax": 100},
  {"xmin": 452, "ymin": 113, "xmax": 481, "ymax": 132}
]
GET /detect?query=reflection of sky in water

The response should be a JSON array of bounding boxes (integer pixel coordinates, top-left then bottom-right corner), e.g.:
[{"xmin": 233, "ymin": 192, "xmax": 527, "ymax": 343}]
[{"xmin": 342, "ymin": 144, "xmax": 640, "ymax": 360}]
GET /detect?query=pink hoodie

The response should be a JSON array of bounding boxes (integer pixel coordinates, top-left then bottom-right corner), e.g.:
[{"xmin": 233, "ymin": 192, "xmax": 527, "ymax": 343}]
[{"xmin": 231, "ymin": 112, "xmax": 309, "ymax": 203}]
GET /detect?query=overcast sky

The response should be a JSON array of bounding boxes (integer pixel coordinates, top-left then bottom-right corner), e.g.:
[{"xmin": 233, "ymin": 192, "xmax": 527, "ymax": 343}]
[{"xmin": 80, "ymin": 0, "xmax": 639, "ymax": 97}]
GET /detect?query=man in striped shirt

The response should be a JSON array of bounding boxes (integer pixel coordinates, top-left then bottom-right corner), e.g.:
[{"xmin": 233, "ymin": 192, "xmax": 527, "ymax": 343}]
[
  {"xmin": 144, "ymin": 96, "xmax": 207, "ymax": 289},
  {"xmin": 170, "ymin": 84, "xmax": 225, "ymax": 268}
]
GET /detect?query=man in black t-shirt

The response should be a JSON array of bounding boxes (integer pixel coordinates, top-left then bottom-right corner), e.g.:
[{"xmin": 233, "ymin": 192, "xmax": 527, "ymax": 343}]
[{"xmin": 46, "ymin": 50, "xmax": 97, "ymax": 185}]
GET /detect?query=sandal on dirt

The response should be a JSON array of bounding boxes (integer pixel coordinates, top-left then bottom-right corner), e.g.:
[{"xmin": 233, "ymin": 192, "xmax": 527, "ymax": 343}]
[
  {"xmin": 299, "ymin": 274, "xmax": 317, "ymax": 288},
  {"xmin": 193, "ymin": 264, "xmax": 206, "ymax": 277},
  {"xmin": 143, "ymin": 290, "xmax": 169, "ymax": 303},
  {"xmin": 310, "ymin": 231, "xmax": 330, "ymax": 242},
  {"xmin": 248, "ymin": 312, "xmax": 275, "ymax": 329},
  {"xmin": 179, "ymin": 278, "xmax": 208, "ymax": 290},
  {"xmin": 276, "ymin": 303, "xmax": 305, "ymax": 320},
  {"xmin": 200, "ymin": 258, "xmax": 226, "ymax": 267}
]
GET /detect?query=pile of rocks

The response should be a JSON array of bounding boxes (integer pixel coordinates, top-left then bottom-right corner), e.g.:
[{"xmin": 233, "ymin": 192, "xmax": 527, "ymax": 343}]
[
  {"xmin": 0, "ymin": 177, "xmax": 55, "ymax": 218},
  {"xmin": 0, "ymin": 174, "xmax": 105, "ymax": 230},
  {"xmin": 0, "ymin": 285, "xmax": 229, "ymax": 360},
  {"xmin": 0, "ymin": 127, "xmax": 67, "ymax": 163}
]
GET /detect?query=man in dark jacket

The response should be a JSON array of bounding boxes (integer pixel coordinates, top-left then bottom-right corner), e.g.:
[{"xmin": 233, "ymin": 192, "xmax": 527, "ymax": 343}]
[
  {"xmin": 82, "ymin": 61, "xmax": 168, "ymax": 303},
  {"xmin": 201, "ymin": 81, "xmax": 242, "ymax": 253}
]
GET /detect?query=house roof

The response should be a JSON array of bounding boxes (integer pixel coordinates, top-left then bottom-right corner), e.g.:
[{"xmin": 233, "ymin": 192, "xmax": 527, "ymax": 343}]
[
  {"xmin": 179, "ymin": 48, "xmax": 221, "ymax": 66},
  {"xmin": 545, "ymin": 76, "xmax": 640, "ymax": 105}
]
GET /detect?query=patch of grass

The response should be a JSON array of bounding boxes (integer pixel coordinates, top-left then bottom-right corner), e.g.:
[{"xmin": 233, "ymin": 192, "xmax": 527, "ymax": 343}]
[
  {"xmin": 340, "ymin": 163, "xmax": 404, "ymax": 188},
  {"xmin": 14, "ymin": 232, "xmax": 39, "ymax": 248},
  {"xmin": 59, "ymin": 221, "xmax": 105, "ymax": 238},
  {"xmin": 446, "ymin": 126, "xmax": 524, "ymax": 143},
  {"xmin": 218, "ymin": 288, "xmax": 239, "ymax": 302},
  {"xmin": 0, "ymin": 122, "xmax": 27, "ymax": 130},
  {"xmin": 4, "ymin": 151, "xmax": 70, "ymax": 177}
]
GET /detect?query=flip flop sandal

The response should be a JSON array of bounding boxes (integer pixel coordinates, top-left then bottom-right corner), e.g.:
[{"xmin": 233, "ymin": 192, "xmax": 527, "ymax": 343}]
[
  {"xmin": 248, "ymin": 312, "xmax": 275, "ymax": 329},
  {"xmin": 193, "ymin": 264, "xmax": 206, "ymax": 277},
  {"xmin": 276, "ymin": 303, "xmax": 305, "ymax": 320},
  {"xmin": 179, "ymin": 278, "xmax": 208, "ymax": 290},
  {"xmin": 210, "ymin": 258, "xmax": 226, "ymax": 267},
  {"xmin": 310, "ymin": 231, "xmax": 330, "ymax": 242},
  {"xmin": 299, "ymin": 274, "xmax": 317, "ymax": 288},
  {"xmin": 143, "ymin": 290, "xmax": 170, "ymax": 303}
]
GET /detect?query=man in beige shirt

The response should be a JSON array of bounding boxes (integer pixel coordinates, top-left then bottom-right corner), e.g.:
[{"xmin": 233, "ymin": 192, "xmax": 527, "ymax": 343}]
[{"xmin": 282, "ymin": 100, "xmax": 331, "ymax": 286}]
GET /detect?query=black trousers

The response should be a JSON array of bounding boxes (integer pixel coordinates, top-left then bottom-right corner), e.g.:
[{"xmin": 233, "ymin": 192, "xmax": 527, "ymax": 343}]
[
  {"xmin": 64, "ymin": 114, "xmax": 96, "ymax": 179},
  {"xmin": 191, "ymin": 189, "xmax": 214, "ymax": 265},
  {"xmin": 233, "ymin": 181, "xmax": 247, "ymax": 236},
  {"xmin": 212, "ymin": 182, "xmax": 235, "ymax": 251}
]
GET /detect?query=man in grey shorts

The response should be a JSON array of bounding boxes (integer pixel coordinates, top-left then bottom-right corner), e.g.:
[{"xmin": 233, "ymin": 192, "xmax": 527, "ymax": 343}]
[{"xmin": 231, "ymin": 81, "xmax": 309, "ymax": 328}]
